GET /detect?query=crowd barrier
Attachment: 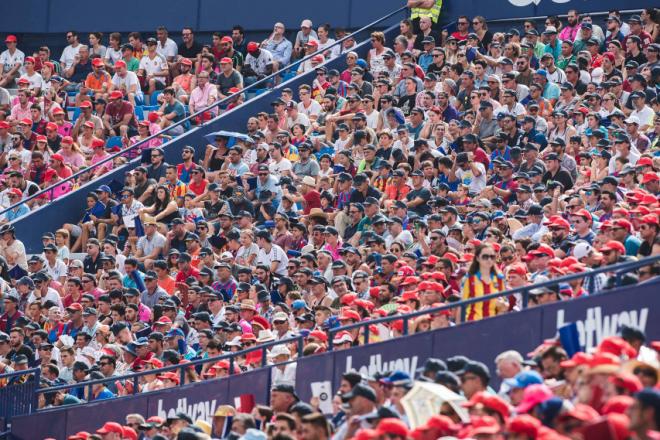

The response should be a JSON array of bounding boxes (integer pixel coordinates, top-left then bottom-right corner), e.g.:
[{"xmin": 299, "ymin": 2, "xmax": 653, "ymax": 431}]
[{"xmin": 8, "ymin": 271, "xmax": 660, "ymax": 438}]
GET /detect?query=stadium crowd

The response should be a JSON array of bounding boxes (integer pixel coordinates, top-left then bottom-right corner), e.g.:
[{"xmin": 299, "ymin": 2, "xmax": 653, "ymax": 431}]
[{"xmin": 0, "ymin": 2, "xmax": 659, "ymax": 439}]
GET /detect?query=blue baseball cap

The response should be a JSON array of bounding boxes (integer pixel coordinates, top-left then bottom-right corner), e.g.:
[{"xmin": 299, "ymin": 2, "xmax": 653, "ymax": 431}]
[
  {"xmin": 96, "ymin": 185, "xmax": 112, "ymax": 193},
  {"xmin": 291, "ymin": 299, "xmax": 307, "ymax": 311},
  {"xmin": 504, "ymin": 370, "xmax": 543, "ymax": 390},
  {"xmin": 165, "ymin": 328, "xmax": 185, "ymax": 339}
]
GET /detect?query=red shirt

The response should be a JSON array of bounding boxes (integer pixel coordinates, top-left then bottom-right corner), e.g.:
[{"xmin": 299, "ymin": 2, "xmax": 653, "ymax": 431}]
[
  {"xmin": 188, "ymin": 179, "xmax": 208, "ymax": 196},
  {"xmin": 175, "ymin": 267, "xmax": 200, "ymax": 283},
  {"xmin": 57, "ymin": 165, "xmax": 73, "ymax": 179},
  {"xmin": 494, "ymin": 178, "xmax": 518, "ymax": 203},
  {"xmin": 106, "ymin": 101, "xmax": 137, "ymax": 128},
  {"xmin": 303, "ymin": 190, "xmax": 321, "ymax": 215}
]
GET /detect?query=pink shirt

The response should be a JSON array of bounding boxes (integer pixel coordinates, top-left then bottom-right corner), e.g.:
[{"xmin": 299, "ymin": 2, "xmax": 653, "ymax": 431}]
[
  {"xmin": 10, "ymin": 103, "xmax": 31, "ymax": 122},
  {"xmin": 189, "ymin": 83, "xmax": 218, "ymax": 115}
]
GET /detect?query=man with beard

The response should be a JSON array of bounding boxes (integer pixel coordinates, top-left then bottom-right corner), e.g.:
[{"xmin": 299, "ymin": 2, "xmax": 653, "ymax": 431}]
[{"xmin": 547, "ymin": 217, "xmax": 573, "ymax": 258}]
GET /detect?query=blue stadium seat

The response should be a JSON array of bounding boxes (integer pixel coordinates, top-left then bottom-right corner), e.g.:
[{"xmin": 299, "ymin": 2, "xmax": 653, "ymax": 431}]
[
  {"xmin": 150, "ymin": 91, "xmax": 163, "ymax": 106},
  {"xmin": 134, "ymin": 106, "xmax": 145, "ymax": 121},
  {"xmin": 66, "ymin": 107, "xmax": 81, "ymax": 122},
  {"xmin": 105, "ymin": 136, "xmax": 123, "ymax": 150}
]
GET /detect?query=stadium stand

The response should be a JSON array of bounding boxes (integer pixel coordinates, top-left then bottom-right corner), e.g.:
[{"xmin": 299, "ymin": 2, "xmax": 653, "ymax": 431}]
[{"xmin": 0, "ymin": 1, "xmax": 659, "ymax": 440}]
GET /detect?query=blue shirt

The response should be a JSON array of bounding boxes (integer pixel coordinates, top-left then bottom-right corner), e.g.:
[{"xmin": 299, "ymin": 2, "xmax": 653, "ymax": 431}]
[
  {"xmin": 4, "ymin": 205, "xmax": 30, "ymax": 222},
  {"xmin": 263, "ymin": 39, "xmax": 292, "ymax": 66},
  {"xmin": 93, "ymin": 387, "xmax": 116, "ymax": 401},
  {"xmin": 164, "ymin": 100, "xmax": 190, "ymax": 130}
]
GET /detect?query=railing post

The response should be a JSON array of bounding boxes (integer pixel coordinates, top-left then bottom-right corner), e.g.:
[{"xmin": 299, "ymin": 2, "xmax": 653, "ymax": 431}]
[
  {"xmin": 521, "ymin": 287, "xmax": 529, "ymax": 309},
  {"xmin": 364, "ymin": 324, "xmax": 370, "ymax": 344},
  {"xmin": 402, "ymin": 319, "xmax": 409, "ymax": 336},
  {"xmin": 179, "ymin": 365, "xmax": 185, "ymax": 387},
  {"xmin": 133, "ymin": 375, "xmax": 139, "ymax": 395},
  {"xmin": 261, "ymin": 346, "xmax": 268, "ymax": 368},
  {"xmin": 328, "ymin": 331, "xmax": 334, "ymax": 351},
  {"xmin": 297, "ymin": 336, "xmax": 304, "ymax": 358},
  {"xmin": 229, "ymin": 356, "xmax": 235, "ymax": 376},
  {"xmin": 31, "ymin": 368, "xmax": 41, "ymax": 413}
]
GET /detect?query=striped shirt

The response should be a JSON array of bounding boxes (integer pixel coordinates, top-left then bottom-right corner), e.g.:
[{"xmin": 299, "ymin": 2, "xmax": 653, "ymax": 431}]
[{"xmin": 461, "ymin": 271, "xmax": 505, "ymax": 322}]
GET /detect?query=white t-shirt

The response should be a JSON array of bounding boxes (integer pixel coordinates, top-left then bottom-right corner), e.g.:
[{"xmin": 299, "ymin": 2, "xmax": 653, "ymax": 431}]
[
  {"xmin": 455, "ymin": 162, "xmax": 487, "ymax": 193},
  {"xmin": 157, "ymin": 38, "xmax": 178, "ymax": 60},
  {"xmin": 297, "ymin": 100, "xmax": 322, "ymax": 118},
  {"xmin": 365, "ymin": 109, "xmax": 379, "ymax": 129},
  {"xmin": 269, "ymin": 158, "xmax": 292, "ymax": 176},
  {"xmin": 46, "ymin": 259, "xmax": 68, "ymax": 281},
  {"xmin": 139, "ymin": 54, "xmax": 168, "ymax": 84},
  {"xmin": 631, "ymin": 106, "xmax": 654, "ymax": 128},
  {"xmin": 319, "ymin": 39, "xmax": 340, "ymax": 59},
  {"xmin": 256, "ymin": 244, "xmax": 289, "ymax": 276},
  {"xmin": 60, "ymin": 44, "xmax": 81, "ymax": 70},
  {"xmin": 494, "ymin": 102, "xmax": 526, "ymax": 118},
  {"xmin": 0, "ymin": 49, "xmax": 24, "ymax": 73},
  {"xmin": 287, "ymin": 112, "xmax": 310, "ymax": 130},
  {"xmin": 19, "ymin": 71, "xmax": 43, "ymax": 91},
  {"xmin": 112, "ymin": 71, "xmax": 140, "ymax": 92},
  {"xmin": 104, "ymin": 47, "xmax": 123, "ymax": 66},
  {"xmin": 245, "ymin": 49, "xmax": 274, "ymax": 76}
]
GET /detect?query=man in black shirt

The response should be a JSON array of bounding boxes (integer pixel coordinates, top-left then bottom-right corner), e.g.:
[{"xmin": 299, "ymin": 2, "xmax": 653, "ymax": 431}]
[
  {"xmin": 146, "ymin": 148, "xmax": 168, "ymax": 184},
  {"xmin": 637, "ymin": 215, "xmax": 659, "ymax": 257},
  {"xmin": 349, "ymin": 174, "xmax": 381, "ymax": 204},
  {"xmin": 133, "ymin": 166, "xmax": 156, "ymax": 206},
  {"xmin": 542, "ymin": 153, "xmax": 573, "ymax": 191},
  {"xmin": 83, "ymin": 238, "xmax": 105, "ymax": 276},
  {"xmin": 178, "ymin": 27, "xmax": 203, "ymax": 61},
  {"xmin": 406, "ymin": 170, "xmax": 432, "ymax": 217}
]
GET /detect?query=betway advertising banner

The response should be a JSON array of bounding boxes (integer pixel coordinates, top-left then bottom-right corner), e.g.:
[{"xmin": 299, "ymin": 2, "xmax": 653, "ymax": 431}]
[{"xmin": 11, "ymin": 280, "xmax": 660, "ymax": 439}]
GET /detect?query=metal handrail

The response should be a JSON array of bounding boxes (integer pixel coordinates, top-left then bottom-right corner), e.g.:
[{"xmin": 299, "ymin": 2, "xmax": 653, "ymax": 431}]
[
  {"xmin": 326, "ymin": 255, "xmax": 660, "ymax": 348},
  {"xmin": 2, "ymin": 5, "xmax": 408, "ymax": 218}
]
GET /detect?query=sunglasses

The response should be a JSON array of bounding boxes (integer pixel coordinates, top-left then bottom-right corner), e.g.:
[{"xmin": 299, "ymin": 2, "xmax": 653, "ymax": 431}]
[{"xmin": 480, "ymin": 254, "xmax": 496, "ymax": 260}]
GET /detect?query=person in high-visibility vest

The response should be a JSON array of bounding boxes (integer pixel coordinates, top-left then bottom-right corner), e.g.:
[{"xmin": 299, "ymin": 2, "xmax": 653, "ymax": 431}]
[{"xmin": 408, "ymin": 0, "xmax": 443, "ymax": 34}]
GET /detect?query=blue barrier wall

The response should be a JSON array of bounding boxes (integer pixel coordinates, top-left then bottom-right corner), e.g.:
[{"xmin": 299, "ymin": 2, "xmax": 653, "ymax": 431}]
[
  {"xmin": 0, "ymin": 0, "xmax": 648, "ymax": 34},
  {"xmin": 12, "ymin": 24, "xmax": 403, "ymax": 252},
  {"xmin": 10, "ymin": 279, "xmax": 660, "ymax": 438}
]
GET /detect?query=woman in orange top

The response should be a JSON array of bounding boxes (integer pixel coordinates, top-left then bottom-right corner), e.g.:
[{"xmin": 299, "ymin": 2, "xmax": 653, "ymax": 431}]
[{"xmin": 461, "ymin": 244, "xmax": 506, "ymax": 322}]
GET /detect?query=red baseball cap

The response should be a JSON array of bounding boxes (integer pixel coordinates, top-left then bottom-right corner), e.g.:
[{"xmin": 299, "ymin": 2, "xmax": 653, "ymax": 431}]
[
  {"xmin": 613, "ymin": 218, "xmax": 632, "ymax": 232},
  {"xmin": 96, "ymin": 422, "xmax": 123, "ymax": 434},
  {"xmin": 157, "ymin": 372, "xmax": 180, "ymax": 384},
  {"xmin": 220, "ymin": 57, "xmax": 232, "ymax": 64},
  {"xmin": 308, "ymin": 330, "xmax": 328, "ymax": 342},
  {"xmin": 114, "ymin": 59, "xmax": 127, "ymax": 69},
  {"xmin": 306, "ymin": 40, "xmax": 319, "ymax": 48},
  {"xmin": 573, "ymin": 209, "xmax": 592, "ymax": 221},
  {"xmin": 83, "ymin": 121, "xmax": 95, "ymax": 129},
  {"xmin": 122, "ymin": 427, "xmax": 138, "ymax": 440},
  {"xmin": 600, "ymin": 240, "xmax": 625, "ymax": 254},
  {"xmin": 642, "ymin": 173, "xmax": 659, "ymax": 184},
  {"xmin": 338, "ymin": 309, "xmax": 360, "ymax": 322},
  {"xmin": 91, "ymin": 58, "xmax": 104, "ymax": 67},
  {"xmin": 145, "ymin": 357, "xmax": 164, "ymax": 368},
  {"xmin": 67, "ymin": 303, "xmax": 83, "ymax": 311},
  {"xmin": 340, "ymin": 293, "xmax": 357, "ymax": 306},
  {"xmin": 531, "ymin": 244, "xmax": 555, "ymax": 258},
  {"xmin": 19, "ymin": 118, "xmax": 32, "ymax": 126},
  {"xmin": 609, "ymin": 372, "xmax": 642, "ymax": 394},
  {"xmin": 109, "ymin": 90, "xmax": 123, "ymax": 100},
  {"xmin": 0, "ymin": 121, "xmax": 9, "ymax": 129},
  {"xmin": 506, "ymin": 415, "xmax": 541, "ymax": 438},
  {"xmin": 36, "ymin": 135, "xmax": 47, "ymax": 142},
  {"xmin": 5, "ymin": 35, "xmax": 17, "ymax": 43},
  {"xmin": 637, "ymin": 156, "xmax": 654, "ymax": 167},
  {"xmin": 516, "ymin": 384, "xmax": 553, "ymax": 413},
  {"xmin": 91, "ymin": 138, "xmax": 105, "ymax": 148},
  {"xmin": 398, "ymin": 290, "xmax": 419, "ymax": 302},
  {"xmin": 8, "ymin": 188, "xmax": 23, "ymax": 198},
  {"xmin": 17, "ymin": 78, "xmax": 29, "ymax": 86},
  {"xmin": 61, "ymin": 136, "xmax": 73, "ymax": 144},
  {"xmin": 506, "ymin": 262, "xmax": 528, "ymax": 277},
  {"xmin": 24, "ymin": 56, "xmax": 35, "ymax": 64},
  {"xmin": 549, "ymin": 217, "xmax": 571, "ymax": 229},
  {"xmin": 247, "ymin": 42, "xmax": 259, "ymax": 52},
  {"xmin": 46, "ymin": 122, "xmax": 58, "ymax": 131},
  {"xmin": 560, "ymin": 351, "xmax": 592, "ymax": 369},
  {"xmin": 641, "ymin": 214, "xmax": 659, "ymax": 226},
  {"xmin": 180, "ymin": 58, "xmax": 193, "ymax": 66},
  {"xmin": 52, "ymin": 107, "xmax": 65, "ymax": 115},
  {"xmin": 368, "ymin": 287, "xmax": 380, "ymax": 298},
  {"xmin": 312, "ymin": 54, "xmax": 324, "ymax": 63},
  {"xmin": 399, "ymin": 276, "xmax": 420, "ymax": 287},
  {"xmin": 79, "ymin": 100, "xmax": 92, "ymax": 108},
  {"xmin": 220, "ymin": 36, "xmax": 233, "ymax": 44},
  {"xmin": 376, "ymin": 418, "xmax": 408, "ymax": 437}
]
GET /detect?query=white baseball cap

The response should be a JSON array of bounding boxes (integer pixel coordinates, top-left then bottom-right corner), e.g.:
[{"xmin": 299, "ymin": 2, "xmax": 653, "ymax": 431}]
[{"xmin": 573, "ymin": 242, "xmax": 593, "ymax": 260}]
